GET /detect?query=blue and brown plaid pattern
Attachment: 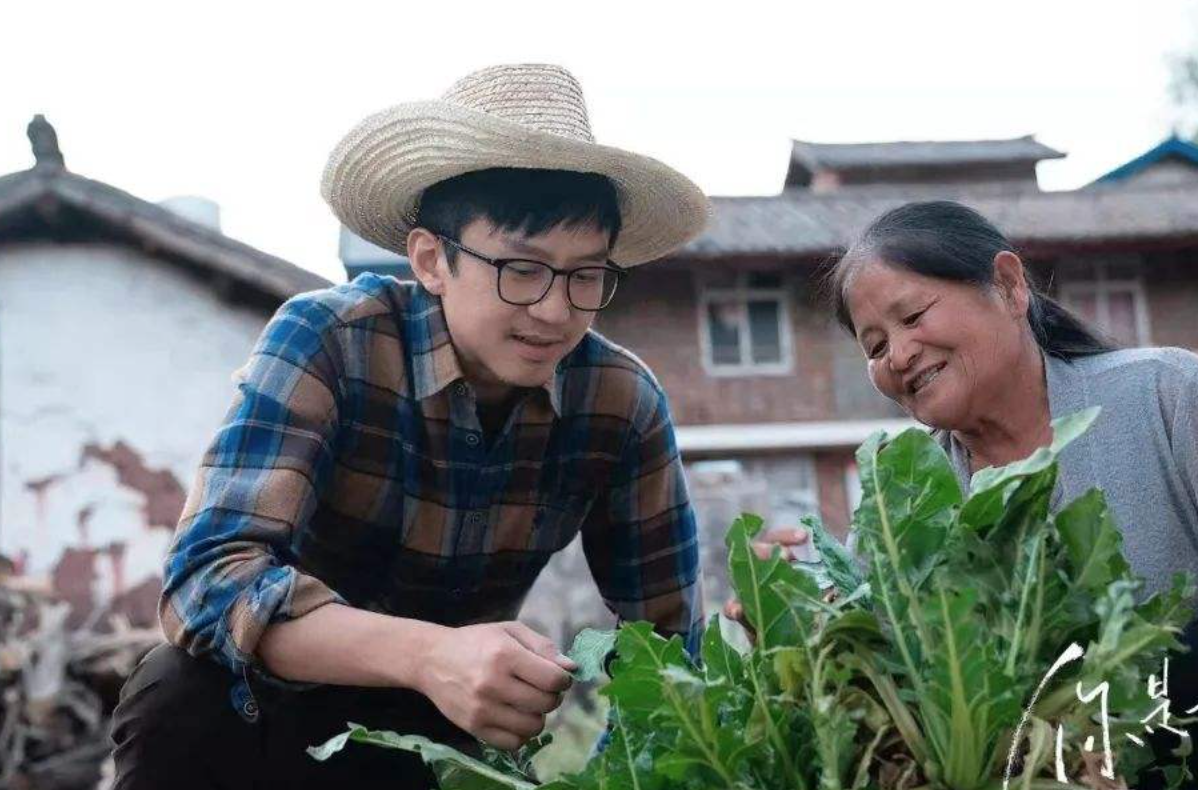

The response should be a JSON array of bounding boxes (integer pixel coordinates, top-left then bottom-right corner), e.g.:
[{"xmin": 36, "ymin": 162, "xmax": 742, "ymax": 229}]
[{"xmin": 160, "ymin": 274, "xmax": 703, "ymax": 677}]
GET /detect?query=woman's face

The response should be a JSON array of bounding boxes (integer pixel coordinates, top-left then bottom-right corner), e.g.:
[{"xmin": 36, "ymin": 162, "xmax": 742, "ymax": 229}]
[{"xmin": 844, "ymin": 256, "xmax": 1031, "ymax": 430}]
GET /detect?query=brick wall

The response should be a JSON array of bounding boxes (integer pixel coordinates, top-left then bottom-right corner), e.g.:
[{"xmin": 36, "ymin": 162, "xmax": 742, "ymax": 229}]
[
  {"xmin": 595, "ymin": 247, "xmax": 1197, "ymax": 539},
  {"xmin": 1035, "ymin": 248, "xmax": 1198, "ymax": 353},
  {"xmin": 1143, "ymin": 249, "xmax": 1198, "ymax": 351},
  {"xmin": 814, "ymin": 450, "xmax": 855, "ymax": 539},
  {"xmin": 594, "ymin": 261, "xmax": 891, "ymax": 536},
  {"xmin": 595, "ymin": 261, "xmax": 898, "ymax": 426}
]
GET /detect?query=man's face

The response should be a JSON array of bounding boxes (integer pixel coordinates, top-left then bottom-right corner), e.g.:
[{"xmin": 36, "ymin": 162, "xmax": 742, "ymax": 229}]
[{"xmin": 428, "ymin": 218, "xmax": 608, "ymax": 403}]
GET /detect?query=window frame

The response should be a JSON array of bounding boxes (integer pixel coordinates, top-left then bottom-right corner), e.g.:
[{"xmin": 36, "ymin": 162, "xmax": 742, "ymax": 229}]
[
  {"xmin": 1058, "ymin": 262, "xmax": 1152, "ymax": 347},
  {"xmin": 697, "ymin": 272, "xmax": 796, "ymax": 377}
]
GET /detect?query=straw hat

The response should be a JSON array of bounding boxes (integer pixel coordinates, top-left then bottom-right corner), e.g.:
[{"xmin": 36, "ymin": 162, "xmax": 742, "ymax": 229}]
[{"xmin": 321, "ymin": 64, "xmax": 711, "ymax": 267}]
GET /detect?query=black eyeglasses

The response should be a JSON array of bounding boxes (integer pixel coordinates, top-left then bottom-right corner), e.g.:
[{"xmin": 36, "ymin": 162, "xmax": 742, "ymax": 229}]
[{"xmin": 437, "ymin": 235, "xmax": 625, "ymax": 312}]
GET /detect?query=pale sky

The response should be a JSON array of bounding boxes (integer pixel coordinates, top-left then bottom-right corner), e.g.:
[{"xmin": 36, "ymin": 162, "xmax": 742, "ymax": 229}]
[{"xmin": 3, "ymin": 0, "xmax": 1197, "ymax": 284}]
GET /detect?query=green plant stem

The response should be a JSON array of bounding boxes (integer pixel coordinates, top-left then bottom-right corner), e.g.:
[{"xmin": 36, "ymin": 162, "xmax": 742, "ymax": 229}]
[
  {"xmin": 612, "ymin": 704, "xmax": 643, "ymax": 790},
  {"xmin": 846, "ymin": 652, "xmax": 928, "ymax": 764},
  {"xmin": 1006, "ymin": 533, "xmax": 1044, "ymax": 676},
  {"xmin": 1025, "ymin": 538, "xmax": 1048, "ymax": 680},
  {"xmin": 976, "ymin": 781, "xmax": 1091, "ymax": 790},
  {"xmin": 745, "ymin": 654, "xmax": 807, "ymax": 790},
  {"xmin": 626, "ymin": 630, "xmax": 739, "ymax": 787},
  {"xmin": 863, "ymin": 458, "xmax": 934, "ymax": 703},
  {"xmin": 851, "ymin": 724, "xmax": 889, "ymax": 790},
  {"xmin": 736, "ymin": 527, "xmax": 808, "ymax": 788},
  {"xmin": 351, "ymin": 730, "xmax": 536, "ymax": 790},
  {"xmin": 872, "ymin": 475, "xmax": 935, "ymax": 651},
  {"xmin": 935, "ymin": 584, "xmax": 985, "ymax": 788},
  {"xmin": 869, "ymin": 548, "xmax": 929, "ymax": 702}
]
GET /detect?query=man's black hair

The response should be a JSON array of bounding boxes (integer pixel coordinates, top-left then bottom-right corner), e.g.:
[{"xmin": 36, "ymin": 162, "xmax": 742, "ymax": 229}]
[{"xmin": 414, "ymin": 168, "xmax": 622, "ymax": 271}]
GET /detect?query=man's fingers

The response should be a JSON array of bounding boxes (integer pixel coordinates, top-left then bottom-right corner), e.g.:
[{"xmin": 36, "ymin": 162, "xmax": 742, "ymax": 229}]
[
  {"xmin": 504, "ymin": 622, "xmax": 578, "ymax": 672},
  {"xmin": 502, "ymin": 680, "xmax": 562, "ymax": 716},
  {"xmin": 488, "ymin": 705, "xmax": 546, "ymax": 741},
  {"xmin": 503, "ymin": 621, "xmax": 555, "ymax": 656},
  {"xmin": 510, "ymin": 647, "xmax": 573, "ymax": 694},
  {"xmin": 476, "ymin": 726, "xmax": 522, "ymax": 752}
]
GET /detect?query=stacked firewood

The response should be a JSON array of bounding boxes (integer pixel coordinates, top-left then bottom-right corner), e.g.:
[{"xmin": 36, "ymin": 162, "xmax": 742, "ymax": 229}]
[{"xmin": 0, "ymin": 578, "xmax": 160, "ymax": 790}]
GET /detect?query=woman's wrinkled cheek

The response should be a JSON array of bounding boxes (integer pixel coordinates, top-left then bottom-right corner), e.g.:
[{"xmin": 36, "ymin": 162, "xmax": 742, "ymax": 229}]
[
  {"xmin": 866, "ymin": 361, "xmax": 888, "ymax": 399},
  {"xmin": 952, "ymin": 350, "xmax": 984, "ymax": 408}
]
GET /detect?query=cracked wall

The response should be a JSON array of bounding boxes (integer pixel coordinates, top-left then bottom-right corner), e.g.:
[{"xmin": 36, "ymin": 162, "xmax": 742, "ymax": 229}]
[{"xmin": 0, "ymin": 243, "xmax": 270, "ymax": 628}]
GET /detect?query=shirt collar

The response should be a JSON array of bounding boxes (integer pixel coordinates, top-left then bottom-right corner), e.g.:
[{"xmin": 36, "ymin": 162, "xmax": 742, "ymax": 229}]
[{"xmin": 407, "ymin": 285, "xmax": 564, "ymax": 416}]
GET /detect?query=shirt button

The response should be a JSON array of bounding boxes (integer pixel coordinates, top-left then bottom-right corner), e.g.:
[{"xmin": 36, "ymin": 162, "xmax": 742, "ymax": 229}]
[
  {"xmin": 243, "ymin": 701, "xmax": 258, "ymax": 719},
  {"xmin": 454, "ymin": 382, "xmax": 468, "ymax": 397},
  {"xmin": 465, "ymin": 433, "xmax": 480, "ymax": 447},
  {"xmin": 467, "ymin": 511, "xmax": 484, "ymax": 526}
]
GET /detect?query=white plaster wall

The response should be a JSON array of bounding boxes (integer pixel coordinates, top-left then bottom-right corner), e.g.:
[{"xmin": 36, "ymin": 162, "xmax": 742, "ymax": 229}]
[{"xmin": 0, "ymin": 242, "xmax": 271, "ymax": 601}]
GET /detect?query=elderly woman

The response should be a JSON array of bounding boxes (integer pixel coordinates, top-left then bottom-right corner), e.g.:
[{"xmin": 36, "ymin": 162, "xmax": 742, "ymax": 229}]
[
  {"xmin": 828, "ymin": 200, "xmax": 1198, "ymax": 601},
  {"xmin": 723, "ymin": 200, "xmax": 1197, "ymax": 785},
  {"xmin": 732, "ymin": 200, "xmax": 1198, "ymax": 585},
  {"xmin": 819, "ymin": 200, "xmax": 1197, "ymax": 788},
  {"xmin": 725, "ymin": 200, "xmax": 1198, "ymax": 610}
]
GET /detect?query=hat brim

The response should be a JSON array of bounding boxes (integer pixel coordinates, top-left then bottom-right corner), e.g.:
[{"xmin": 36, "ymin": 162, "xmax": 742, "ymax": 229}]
[{"xmin": 321, "ymin": 100, "xmax": 712, "ymax": 266}]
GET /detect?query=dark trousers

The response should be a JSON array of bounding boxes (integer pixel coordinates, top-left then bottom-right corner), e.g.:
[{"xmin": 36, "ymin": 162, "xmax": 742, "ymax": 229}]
[{"xmin": 110, "ymin": 644, "xmax": 474, "ymax": 789}]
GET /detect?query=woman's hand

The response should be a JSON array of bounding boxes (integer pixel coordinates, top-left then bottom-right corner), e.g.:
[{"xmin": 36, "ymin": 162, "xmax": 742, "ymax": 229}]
[{"xmin": 722, "ymin": 527, "xmax": 811, "ymax": 634}]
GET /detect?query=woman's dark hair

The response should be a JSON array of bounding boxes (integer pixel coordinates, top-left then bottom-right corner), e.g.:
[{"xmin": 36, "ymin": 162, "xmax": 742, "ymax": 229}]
[
  {"xmin": 828, "ymin": 200, "xmax": 1115, "ymax": 360},
  {"xmin": 415, "ymin": 168, "xmax": 622, "ymax": 271}
]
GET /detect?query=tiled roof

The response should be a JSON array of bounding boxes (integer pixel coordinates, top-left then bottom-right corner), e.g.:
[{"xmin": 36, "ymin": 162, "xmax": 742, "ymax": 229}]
[
  {"xmin": 682, "ymin": 181, "xmax": 1198, "ymax": 259},
  {"xmin": 789, "ymin": 136, "xmax": 1065, "ymax": 173},
  {"xmin": 0, "ymin": 116, "xmax": 330, "ymax": 303}
]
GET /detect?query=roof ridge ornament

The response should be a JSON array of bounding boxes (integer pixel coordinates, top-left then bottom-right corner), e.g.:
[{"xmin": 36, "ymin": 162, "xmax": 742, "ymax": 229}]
[{"xmin": 28, "ymin": 114, "xmax": 65, "ymax": 170}]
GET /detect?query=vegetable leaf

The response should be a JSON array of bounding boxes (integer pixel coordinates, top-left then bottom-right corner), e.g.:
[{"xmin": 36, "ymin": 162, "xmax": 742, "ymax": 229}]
[
  {"xmin": 567, "ymin": 628, "xmax": 617, "ymax": 683},
  {"xmin": 308, "ymin": 724, "xmax": 535, "ymax": 790},
  {"xmin": 806, "ymin": 515, "xmax": 866, "ymax": 600},
  {"xmin": 331, "ymin": 408, "xmax": 1194, "ymax": 790}
]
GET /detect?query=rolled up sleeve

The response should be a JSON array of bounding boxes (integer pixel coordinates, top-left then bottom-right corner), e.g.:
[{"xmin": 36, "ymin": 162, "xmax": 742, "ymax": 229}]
[{"xmin": 159, "ymin": 295, "xmax": 347, "ymax": 673}]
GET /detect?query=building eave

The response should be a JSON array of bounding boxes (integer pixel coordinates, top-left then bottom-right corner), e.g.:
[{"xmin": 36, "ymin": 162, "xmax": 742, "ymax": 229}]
[{"xmin": 676, "ymin": 418, "xmax": 923, "ymax": 455}]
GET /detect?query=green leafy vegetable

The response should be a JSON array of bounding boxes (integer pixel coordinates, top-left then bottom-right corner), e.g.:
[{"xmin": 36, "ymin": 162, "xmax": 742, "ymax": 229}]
[
  {"xmin": 316, "ymin": 410, "xmax": 1195, "ymax": 789},
  {"xmin": 566, "ymin": 628, "xmax": 617, "ymax": 683},
  {"xmin": 308, "ymin": 724, "xmax": 537, "ymax": 790},
  {"xmin": 807, "ymin": 515, "xmax": 865, "ymax": 599}
]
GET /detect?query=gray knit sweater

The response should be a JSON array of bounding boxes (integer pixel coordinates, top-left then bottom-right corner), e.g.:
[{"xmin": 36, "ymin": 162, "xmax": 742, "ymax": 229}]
[{"xmin": 940, "ymin": 347, "xmax": 1198, "ymax": 600}]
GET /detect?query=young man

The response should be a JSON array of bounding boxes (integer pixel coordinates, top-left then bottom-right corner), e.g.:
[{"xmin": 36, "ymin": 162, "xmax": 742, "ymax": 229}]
[{"xmin": 111, "ymin": 64, "xmax": 711, "ymax": 789}]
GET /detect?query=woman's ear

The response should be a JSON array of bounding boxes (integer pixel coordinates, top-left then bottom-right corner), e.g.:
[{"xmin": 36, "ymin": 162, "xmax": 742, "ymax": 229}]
[
  {"xmin": 407, "ymin": 228, "xmax": 447, "ymax": 295},
  {"xmin": 993, "ymin": 251, "xmax": 1031, "ymax": 317}
]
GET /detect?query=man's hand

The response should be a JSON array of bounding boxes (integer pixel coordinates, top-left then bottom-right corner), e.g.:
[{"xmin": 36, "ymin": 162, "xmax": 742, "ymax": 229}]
[
  {"xmin": 722, "ymin": 527, "xmax": 811, "ymax": 630},
  {"xmin": 418, "ymin": 622, "xmax": 577, "ymax": 751}
]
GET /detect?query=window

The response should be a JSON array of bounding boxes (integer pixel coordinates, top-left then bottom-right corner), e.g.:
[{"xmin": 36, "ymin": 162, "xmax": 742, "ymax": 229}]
[
  {"xmin": 699, "ymin": 272, "xmax": 794, "ymax": 375},
  {"xmin": 1059, "ymin": 263, "xmax": 1151, "ymax": 347}
]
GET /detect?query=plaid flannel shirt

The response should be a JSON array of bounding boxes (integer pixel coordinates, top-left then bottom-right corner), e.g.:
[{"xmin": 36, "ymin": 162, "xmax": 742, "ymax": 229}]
[{"xmin": 160, "ymin": 274, "xmax": 704, "ymax": 686}]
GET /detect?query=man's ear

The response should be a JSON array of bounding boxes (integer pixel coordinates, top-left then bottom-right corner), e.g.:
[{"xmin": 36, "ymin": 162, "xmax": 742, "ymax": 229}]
[
  {"xmin": 993, "ymin": 250, "xmax": 1031, "ymax": 318},
  {"xmin": 407, "ymin": 228, "xmax": 447, "ymax": 295}
]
